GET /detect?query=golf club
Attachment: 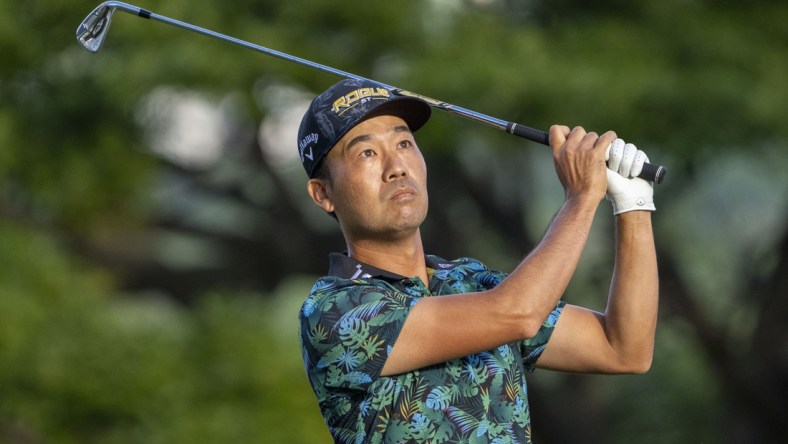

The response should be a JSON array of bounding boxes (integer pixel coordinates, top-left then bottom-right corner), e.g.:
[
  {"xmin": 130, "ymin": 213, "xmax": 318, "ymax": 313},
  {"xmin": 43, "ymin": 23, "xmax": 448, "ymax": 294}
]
[{"xmin": 77, "ymin": 1, "xmax": 666, "ymax": 183}]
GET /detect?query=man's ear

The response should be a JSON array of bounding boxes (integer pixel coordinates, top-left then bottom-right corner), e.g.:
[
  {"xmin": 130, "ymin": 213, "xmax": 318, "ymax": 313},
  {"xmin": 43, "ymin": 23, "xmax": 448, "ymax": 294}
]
[{"xmin": 307, "ymin": 178, "xmax": 335, "ymax": 214}]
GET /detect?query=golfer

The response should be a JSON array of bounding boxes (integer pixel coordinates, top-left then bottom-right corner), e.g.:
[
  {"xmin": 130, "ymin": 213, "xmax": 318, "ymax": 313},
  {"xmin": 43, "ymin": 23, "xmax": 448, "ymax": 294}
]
[{"xmin": 298, "ymin": 78, "xmax": 658, "ymax": 443}]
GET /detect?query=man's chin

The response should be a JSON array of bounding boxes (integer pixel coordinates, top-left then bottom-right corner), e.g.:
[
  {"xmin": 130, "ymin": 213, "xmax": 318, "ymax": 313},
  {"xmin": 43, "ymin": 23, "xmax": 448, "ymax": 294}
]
[
  {"xmin": 373, "ymin": 210, "xmax": 426, "ymax": 241},
  {"xmin": 396, "ymin": 205, "xmax": 428, "ymax": 228}
]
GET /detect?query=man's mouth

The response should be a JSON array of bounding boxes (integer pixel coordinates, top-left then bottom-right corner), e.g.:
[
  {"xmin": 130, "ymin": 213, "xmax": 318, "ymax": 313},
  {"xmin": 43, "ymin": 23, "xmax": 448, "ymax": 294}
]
[
  {"xmin": 388, "ymin": 183, "xmax": 418, "ymax": 201},
  {"xmin": 390, "ymin": 188, "xmax": 415, "ymax": 200}
]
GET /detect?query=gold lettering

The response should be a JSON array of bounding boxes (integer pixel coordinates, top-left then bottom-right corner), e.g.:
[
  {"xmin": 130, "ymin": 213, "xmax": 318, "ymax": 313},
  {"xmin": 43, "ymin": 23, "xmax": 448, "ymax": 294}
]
[{"xmin": 332, "ymin": 87, "xmax": 391, "ymax": 113}]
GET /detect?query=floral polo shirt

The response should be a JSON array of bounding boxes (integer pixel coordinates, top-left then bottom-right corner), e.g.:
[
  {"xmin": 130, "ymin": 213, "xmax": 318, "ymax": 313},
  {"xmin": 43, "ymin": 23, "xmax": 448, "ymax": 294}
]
[{"xmin": 299, "ymin": 253, "xmax": 564, "ymax": 444}]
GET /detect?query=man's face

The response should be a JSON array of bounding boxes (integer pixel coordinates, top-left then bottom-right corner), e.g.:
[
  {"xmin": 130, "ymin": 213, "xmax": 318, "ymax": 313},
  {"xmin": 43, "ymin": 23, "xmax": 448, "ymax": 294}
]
[{"xmin": 312, "ymin": 114, "xmax": 428, "ymax": 242}]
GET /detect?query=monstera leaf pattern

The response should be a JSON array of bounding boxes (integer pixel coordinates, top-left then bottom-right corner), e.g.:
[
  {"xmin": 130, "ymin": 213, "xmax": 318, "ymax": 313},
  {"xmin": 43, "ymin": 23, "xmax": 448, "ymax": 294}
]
[{"xmin": 300, "ymin": 255, "xmax": 564, "ymax": 444}]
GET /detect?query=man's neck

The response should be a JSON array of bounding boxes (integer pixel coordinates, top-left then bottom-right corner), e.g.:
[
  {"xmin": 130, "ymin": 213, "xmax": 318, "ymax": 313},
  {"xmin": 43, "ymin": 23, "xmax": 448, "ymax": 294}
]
[{"xmin": 347, "ymin": 230, "xmax": 429, "ymax": 286}]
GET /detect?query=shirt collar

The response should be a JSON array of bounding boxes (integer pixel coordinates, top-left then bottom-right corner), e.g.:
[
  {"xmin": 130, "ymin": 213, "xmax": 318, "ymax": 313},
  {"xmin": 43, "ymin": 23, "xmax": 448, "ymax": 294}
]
[
  {"xmin": 327, "ymin": 252, "xmax": 447, "ymax": 281},
  {"xmin": 327, "ymin": 252, "xmax": 404, "ymax": 280}
]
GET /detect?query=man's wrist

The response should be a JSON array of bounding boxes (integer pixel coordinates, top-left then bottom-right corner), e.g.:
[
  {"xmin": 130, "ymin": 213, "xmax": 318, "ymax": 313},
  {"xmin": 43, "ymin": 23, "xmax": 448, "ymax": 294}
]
[
  {"xmin": 616, "ymin": 210, "xmax": 652, "ymax": 222},
  {"xmin": 563, "ymin": 193, "xmax": 602, "ymax": 216}
]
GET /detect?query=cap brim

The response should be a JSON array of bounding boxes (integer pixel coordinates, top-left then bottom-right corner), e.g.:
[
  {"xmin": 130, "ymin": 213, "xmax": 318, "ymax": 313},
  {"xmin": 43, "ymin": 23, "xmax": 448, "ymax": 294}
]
[{"xmin": 363, "ymin": 96, "xmax": 432, "ymax": 133}]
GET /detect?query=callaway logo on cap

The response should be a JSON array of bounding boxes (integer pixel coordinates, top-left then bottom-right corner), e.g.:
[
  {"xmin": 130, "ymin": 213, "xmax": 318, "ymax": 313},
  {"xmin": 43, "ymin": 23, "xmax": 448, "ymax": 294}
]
[{"xmin": 297, "ymin": 78, "xmax": 432, "ymax": 178}]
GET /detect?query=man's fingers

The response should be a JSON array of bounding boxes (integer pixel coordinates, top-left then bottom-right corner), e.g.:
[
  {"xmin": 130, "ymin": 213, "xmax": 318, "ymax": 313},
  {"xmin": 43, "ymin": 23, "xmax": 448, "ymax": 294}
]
[
  {"xmin": 598, "ymin": 131, "xmax": 618, "ymax": 155},
  {"xmin": 549, "ymin": 125, "xmax": 572, "ymax": 148},
  {"xmin": 564, "ymin": 126, "xmax": 591, "ymax": 150},
  {"xmin": 580, "ymin": 130, "xmax": 600, "ymax": 149},
  {"xmin": 630, "ymin": 150, "xmax": 649, "ymax": 178},
  {"xmin": 619, "ymin": 143, "xmax": 637, "ymax": 178},
  {"xmin": 608, "ymin": 139, "xmax": 625, "ymax": 171},
  {"xmin": 607, "ymin": 138, "xmax": 649, "ymax": 178}
]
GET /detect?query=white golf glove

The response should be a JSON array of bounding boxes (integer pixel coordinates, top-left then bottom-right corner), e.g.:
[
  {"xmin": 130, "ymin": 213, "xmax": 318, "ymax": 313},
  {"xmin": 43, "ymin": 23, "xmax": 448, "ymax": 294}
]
[{"xmin": 605, "ymin": 139, "xmax": 656, "ymax": 215}]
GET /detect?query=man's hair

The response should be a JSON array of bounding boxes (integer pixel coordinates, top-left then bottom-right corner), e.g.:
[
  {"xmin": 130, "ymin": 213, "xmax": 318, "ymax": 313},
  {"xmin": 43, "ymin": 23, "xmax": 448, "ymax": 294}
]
[
  {"xmin": 313, "ymin": 160, "xmax": 331, "ymax": 182},
  {"xmin": 312, "ymin": 161, "xmax": 338, "ymax": 221}
]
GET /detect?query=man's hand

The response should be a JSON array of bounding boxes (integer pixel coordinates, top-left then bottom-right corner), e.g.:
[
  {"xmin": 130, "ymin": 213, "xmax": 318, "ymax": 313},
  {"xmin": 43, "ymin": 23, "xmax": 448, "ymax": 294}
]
[
  {"xmin": 605, "ymin": 139, "xmax": 656, "ymax": 215},
  {"xmin": 549, "ymin": 125, "xmax": 615, "ymax": 203}
]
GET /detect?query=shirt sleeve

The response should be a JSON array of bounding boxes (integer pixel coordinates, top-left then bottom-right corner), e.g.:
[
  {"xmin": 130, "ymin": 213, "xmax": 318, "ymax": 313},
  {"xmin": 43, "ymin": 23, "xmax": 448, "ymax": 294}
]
[
  {"xmin": 300, "ymin": 281, "xmax": 418, "ymax": 391},
  {"xmin": 520, "ymin": 300, "xmax": 566, "ymax": 371}
]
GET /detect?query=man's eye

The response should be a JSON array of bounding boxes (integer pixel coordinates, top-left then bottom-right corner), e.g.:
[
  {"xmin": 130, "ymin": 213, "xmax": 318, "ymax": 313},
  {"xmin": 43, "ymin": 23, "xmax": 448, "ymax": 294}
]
[
  {"xmin": 398, "ymin": 140, "xmax": 412, "ymax": 149},
  {"xmin": 360, "ymin": 149, "xmax": 375, "ymax": 157}
]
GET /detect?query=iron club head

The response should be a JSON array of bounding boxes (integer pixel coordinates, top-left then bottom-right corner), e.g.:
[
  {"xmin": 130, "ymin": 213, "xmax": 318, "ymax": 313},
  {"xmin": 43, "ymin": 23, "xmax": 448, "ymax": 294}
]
[{"xmin": 76, "ymin": 2, "xmax": 116, "ymax": 53}]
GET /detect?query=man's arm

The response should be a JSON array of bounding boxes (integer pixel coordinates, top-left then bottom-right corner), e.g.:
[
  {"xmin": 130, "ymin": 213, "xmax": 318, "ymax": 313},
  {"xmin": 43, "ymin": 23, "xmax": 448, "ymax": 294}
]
[
  {"xmin": 535, "ymin": 210, "xmax": 659, "ymax": 373},
  {"xmin": 381, "ymin": 126, "xmax": 613, "ymax": 376}
]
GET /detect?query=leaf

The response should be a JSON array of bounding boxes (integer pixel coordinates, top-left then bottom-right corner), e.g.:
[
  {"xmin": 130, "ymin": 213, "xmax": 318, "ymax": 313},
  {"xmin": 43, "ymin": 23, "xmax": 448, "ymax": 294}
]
[
  {"xmin": 338, "ymin": 317, "xmax": 369, "ymax": 349},
  {"xmin": 336, "ymin": 300, "xmax": 387, "ymax": 324},
  {"xmin": 408, "ymin": 413, "xmax": 432, "ymax": 440},
  {"xmin": 465, "ymin": 354, "xmax": 490, "ymax": 384},
  {"xmin": 344, "ymin": 371, "xmax": 372, "ymax": 386},
  {"xmin": 479, "ymin": 351, "xmax": 504, "ymax": 375},
  {"xmin": 426, "ymin": 385, "xmax": 453, "ymax": 411},
  {"xmin": 361, "ymin": 334, "xmax": 385, "ymax": 359},
  {"xmin": 309, "ymin": 323, "xmax": 328, "ymax": 343},
  {"xmin": 446, "ymin": 406, "xmax": 479, "ymax": 435}
]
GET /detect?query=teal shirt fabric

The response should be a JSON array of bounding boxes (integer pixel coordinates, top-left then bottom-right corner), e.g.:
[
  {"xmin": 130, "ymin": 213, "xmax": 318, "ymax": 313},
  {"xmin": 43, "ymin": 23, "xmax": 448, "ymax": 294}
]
[{"xmin": 299, "ymin": 253, "xmax": 565, "ymax": 444}]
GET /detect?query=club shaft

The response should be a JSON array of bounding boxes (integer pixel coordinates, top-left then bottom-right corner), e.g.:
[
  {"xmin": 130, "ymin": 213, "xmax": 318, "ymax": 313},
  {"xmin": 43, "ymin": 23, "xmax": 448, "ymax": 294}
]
[
  {"xmin": 109, "ymin": 4, "xmax": 517, "ymax": 133},
  {"xmin": 82, "ymin": 1, "xmax": 667, "ymax": 183}
]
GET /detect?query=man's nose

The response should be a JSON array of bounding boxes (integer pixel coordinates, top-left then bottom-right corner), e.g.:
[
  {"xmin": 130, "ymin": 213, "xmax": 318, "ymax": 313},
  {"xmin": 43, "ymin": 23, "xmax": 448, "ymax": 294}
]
[{"xmin": 383, "ymin": 153, "xmax": 408, "ymax": 181}]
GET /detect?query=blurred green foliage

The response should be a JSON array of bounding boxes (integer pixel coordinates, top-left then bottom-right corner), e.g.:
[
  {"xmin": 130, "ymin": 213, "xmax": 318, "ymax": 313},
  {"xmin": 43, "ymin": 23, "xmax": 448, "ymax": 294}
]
[{"xmin": 0, "ymin": 222, "xmax": 329, "ymax": 443}]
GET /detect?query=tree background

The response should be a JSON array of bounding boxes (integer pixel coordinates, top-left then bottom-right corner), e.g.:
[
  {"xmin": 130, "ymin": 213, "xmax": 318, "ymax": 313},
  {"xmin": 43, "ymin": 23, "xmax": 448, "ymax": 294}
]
[{"xmin": 1, "ymin": 0, "xmax": 786, "ymax": 442}]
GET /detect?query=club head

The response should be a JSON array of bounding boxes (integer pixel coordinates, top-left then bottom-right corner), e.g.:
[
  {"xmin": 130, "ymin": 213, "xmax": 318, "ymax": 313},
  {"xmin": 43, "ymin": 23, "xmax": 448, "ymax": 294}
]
[{"xmin": 76, "ymin": 3, "xmax": 116, "ymax": 53}]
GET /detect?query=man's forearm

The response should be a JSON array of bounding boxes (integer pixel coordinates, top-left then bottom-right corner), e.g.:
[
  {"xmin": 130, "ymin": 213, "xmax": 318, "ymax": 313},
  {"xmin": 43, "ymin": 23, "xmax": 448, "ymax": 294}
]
[
  {"xmin": 604, "ymin": 211, "xmax": 659, "ymax": 371},
  {"xmin": 493, "ymin": 195, "xmax": 600, "ymax": 336}
]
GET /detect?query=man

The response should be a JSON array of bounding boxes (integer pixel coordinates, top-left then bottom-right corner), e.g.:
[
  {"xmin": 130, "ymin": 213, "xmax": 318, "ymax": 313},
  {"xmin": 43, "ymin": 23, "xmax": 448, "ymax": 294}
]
[{"xmin": 298, "ymin": 78, "xmax": 658, "ymax": 443}]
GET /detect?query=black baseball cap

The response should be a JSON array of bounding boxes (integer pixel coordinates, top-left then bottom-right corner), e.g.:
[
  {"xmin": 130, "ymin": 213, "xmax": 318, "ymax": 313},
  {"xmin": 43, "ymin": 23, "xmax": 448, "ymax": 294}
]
[{"xmin": 297, "ymin": 78, "xmax": 432, "ymax": 178}]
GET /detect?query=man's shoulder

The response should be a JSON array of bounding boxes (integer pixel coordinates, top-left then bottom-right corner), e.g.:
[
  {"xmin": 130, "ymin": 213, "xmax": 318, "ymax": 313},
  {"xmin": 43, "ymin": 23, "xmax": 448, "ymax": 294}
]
[
  {"xmin": 300, "ymin": 274, "xmax": 412, "ymax": 320},
  {"xmin": 426, "ymin": 254, "xmax": 490, "ymax": 270},
  {"xmin": 308, "ymin": 274, "xmax": 397, "ymax": 295},
  {"xmin": 426, "ymin": 255, "xmax": 508, "ymax": 293},
  {"xmin": 303, "ymin": 276, "xmax": 374, "ymax": 309},
  {"xmin": 427, "ymin": 255, "xmax": 506, "ymax": 279}
]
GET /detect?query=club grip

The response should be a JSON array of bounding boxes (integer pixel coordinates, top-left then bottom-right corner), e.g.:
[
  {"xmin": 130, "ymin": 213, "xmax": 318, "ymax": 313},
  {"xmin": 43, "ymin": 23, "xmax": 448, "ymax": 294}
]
[
  {"xmin": 638, "ymin": 162, "xmax": 667, "ymax": 184},
  {"xmin": 507, "ymin": 123, "xmax": 550, "ymax": 145},
  {"xmin": 506, "ymin": 123, "xmax": 666, "ymax": 184}
]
